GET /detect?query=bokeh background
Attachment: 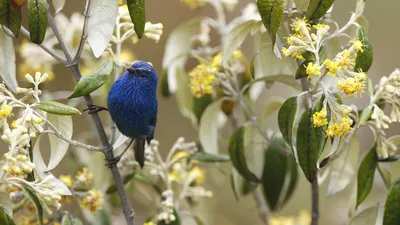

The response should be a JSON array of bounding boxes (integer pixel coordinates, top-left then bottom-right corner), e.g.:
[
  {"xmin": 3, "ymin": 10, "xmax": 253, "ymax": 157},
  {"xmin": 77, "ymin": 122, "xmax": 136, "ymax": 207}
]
[{"xmin": 10, "ymin": 0, "xmax": 400, "ymax": 224}]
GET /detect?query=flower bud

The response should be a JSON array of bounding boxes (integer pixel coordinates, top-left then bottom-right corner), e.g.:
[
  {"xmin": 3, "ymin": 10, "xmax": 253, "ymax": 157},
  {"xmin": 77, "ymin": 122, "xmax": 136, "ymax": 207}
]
[{"xmin": 25, "ymin": 74, "xmax": 35, "ymax": 83}]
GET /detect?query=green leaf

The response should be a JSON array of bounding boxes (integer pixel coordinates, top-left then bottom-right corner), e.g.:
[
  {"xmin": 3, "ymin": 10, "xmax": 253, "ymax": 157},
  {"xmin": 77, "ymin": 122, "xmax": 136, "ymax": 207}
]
[
  {"xmin": 377, "ymin": 165, "xmax": 391, "ymax": 190},
  {"xmin": 230, "ymin": 168, "xmax": 240, "ymax": 201},
  {"xmin": 87, "ymin": 0, "xmax": 118, "ymax": 58},
  {"xmin": 257, "ymin": 0, "xmax": 287, "ymax": 47},
  {"xmin": 356, "ymin": 143, "xmax": 378, "ymax": 207},
  {"xmin": 27, "ymin": 0, "xmax": 47, "ymax": 44},
  {"xmin": 281, "ymin": 155, "xmax": 298, "ymax": 205},
  {"xmin": 354, "ymin": 28, "xmax": 373, "ymax": 73},
  {"xmin": 193, "ymin": 216, "xmax": 205, "ymax": 225},
  {"xmin": 199, "ymin": 99, "xmax": 227, "ymax": 154},
  {"xmin": 295, "ymin": 60, "xmax": 311, "ymax": 79},
  {"xmin": 127, "ymin": 0, "xmax": 145, "ymax": 39},
  {"xmin": 0, "ymin": 29, "xmax": 18, "ymax": 92},
  {"xmin": 52, "ymin": 0, "xmax": 65, "ymax": 15},
  {"xmin": 278, "ymin": 96, "xmax": 297, "ymax": 147},
  {"xmin": 327, "ymin": 136, "xmax": 360, "ymax": 197},
  {"xmin": 357, "ymin": 106, "xmax": 373, "ymax": 126},
  {"xmin": 106, "ymin": 172, "xmax": 135, "ymax": 194},
  {"xmin": 261, "ymin": 142, "xmax": 287, "ymax": 211},
  {"xmin": 21, "ymin": 186, "xmax": 44, "ymax": 225},
  {"xmin": 37, "ymin": 100, "xmax": 81, "ymax": 115},
  {"xmin": 0, "ymin": 207, "xmax": 15, "ymax": 225},
  {"xmin": 228, "ymin": 126, "xmax": 260, "ymax": 182},
  {"xmin": 312, "ymin": 96, "xmax": 328, "ymax": 157},
  {"xmin": 68, "ymin": 60, "xmax": 113, "ymax": 98},
  {"xmin": 349, "ymin": 205, "xmax": 379, "ymax": 225},
  {"xmin": 193, "ymin": 94, "xmax": 213, "ymax": 123},
  {"xmin": 241, "ymin": 180, "xmax": 257, "ymax": 196},
  {"xmin": 305, "ymin": 0, "xmax": 335, "ymax": 21},
  {"xmin": 160, "ymin": 69, "xmax": 171, "ymax": 97},
  {"xmin": 174, "ymin": 66, "xmax": 196, "ymax": 123},
  {"xmin": 190, "ymin": 152, "xmax": 230, "ymax": 162},
  {"xmin": 158, "ymin": 208, "xmax": 181, "ymax": 225},
  {"xmin": 61, "ymin": 213, "xmax": 84, "ymax": 225},
  {"xmin": 47, "ymin": 114, "xmax": 73, "ymax": 170},
  {"xmin": 0, "ymin": 192, "xmax": 12, "ymax": 217},
  {"xmin": 383, "ymin": 177, "xmax": 400, "ymax": 225},
  {"xmin": 0, "ymin": 0, "xmax": 22, "ymax": 37},
  {"xmin": 296, "ymin": 109, "xmax": 319, "ymax": 182},
  {"xmin": 222, "ymin": 20, "xmax": 261, "ymax": 67}
]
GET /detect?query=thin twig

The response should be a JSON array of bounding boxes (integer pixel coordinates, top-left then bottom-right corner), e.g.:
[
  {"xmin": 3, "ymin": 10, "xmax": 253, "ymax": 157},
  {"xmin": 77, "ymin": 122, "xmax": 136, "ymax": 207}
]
[
  {"xmin": 252, "ymin": 188, "xmax": 270, "ymax": 225},
  {"xmin": 73, "ymin": 0, "xmax": 93, "ymax": 62},
  {"xmin": 44, "ymin": 130, "xmax": 104, "ymax": 151},
  {"xmin": 46, "ymin": 4, "xmax": 134, "ymax": 225},
  {"xmin": 311, "ymin": 177, "xmax": 319, "ymax": 225},
  {"xmin": 20, "ymin": 27, "xmax": 67, "ymax": 64}
]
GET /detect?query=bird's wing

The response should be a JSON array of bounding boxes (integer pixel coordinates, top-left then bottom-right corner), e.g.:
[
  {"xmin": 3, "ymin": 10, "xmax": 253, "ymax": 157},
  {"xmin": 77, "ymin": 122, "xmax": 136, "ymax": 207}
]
[{"xmin": 146, "ymin": 116, "xmax": 157, "ymax": 144}]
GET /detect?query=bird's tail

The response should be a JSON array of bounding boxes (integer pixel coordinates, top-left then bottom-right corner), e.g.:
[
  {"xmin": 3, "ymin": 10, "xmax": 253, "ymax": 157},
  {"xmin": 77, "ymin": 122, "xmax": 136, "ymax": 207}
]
[{"xmin": 134, "ymin": 139, "xmax": 146, "ymax": 168}]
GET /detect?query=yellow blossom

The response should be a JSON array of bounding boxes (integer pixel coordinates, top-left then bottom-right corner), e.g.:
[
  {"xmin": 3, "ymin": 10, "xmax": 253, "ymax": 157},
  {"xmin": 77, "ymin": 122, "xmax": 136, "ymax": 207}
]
[
  {"xmin": 80, "ymin": 189, "xmax": 104, "ymax": 213},
  {"xmin": 269, "ymin": 210, "xmax": 311, "ymax": 225},
  {"xmin": 75, "ymin": 167, "xmax": 94, "ymax": 185},
  {"xmin": 120, "ymin": 49, "xmax": 136, "ymax": 63},
  {"xmin": 281, "ymin": 47, "xmax": 291, "ymax": 57},
  {"xmin": 0, "ymin": 104, "xmax": 12, "ymax": 118},
  {"xmin": 189, "ymin": 64, "xmax": 216, "ymax": 98},
  {"xmin": 119, "ymin": 0, "xmax": 123, "ymax": 4},
  {"xmin": 337, "ymin": 77, "xmax": 365, "ymax": 97},
  {"xmin": 172, "ymin": 151, "xmax": 189, "ymax": 161},
  {"xmin": 305, "ymin": 62, "xmax": 321, "ymax": 78},
  {"xmin": 313, "ymin": 108, "xmax": 328, "ymax": 127},
  {"xmin": 325, "ymin": 117, "xmax": 352, "ymax": 137},
  {"xmin": 189, "ymin": 166, "xmax": 205, "ymax": 184},
  {"xmin": 337, "ymin": 49, "xmax": 353, "ymax": 69},
  {"xmin": 313, "ymin": 23, "xmax": 329, "ymax": 30},
  {"xmin": 324, "ymin": 59, "xmax": 342, "ymax": 76},
  {"xmin": 168, "ymin": 171, "xmax": 181, "ymax": 182},
  {"xmin": 144, "ymin": 222, "xmax": 156, "ymax": 225},
  {"xmin": 351, "ymin": 40, "xmax": 363, "ymax": 52},
  {"xmin": 59, "ymin": 175, "xmax": 73, "ymax": 187},
  {"xmin": 290, "ymin": 17, "xmax": 311, "ymax": 35}
]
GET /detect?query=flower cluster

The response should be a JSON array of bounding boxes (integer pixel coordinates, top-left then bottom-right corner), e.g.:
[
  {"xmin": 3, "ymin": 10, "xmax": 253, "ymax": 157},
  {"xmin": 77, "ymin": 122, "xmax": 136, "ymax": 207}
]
[
  {"xmin": 269, "ymin": 210, "xmax": 311, "ymax": 225},
  {"xmin": 32, "ymin": 175, "xmax": 64, "ymax": 214}
]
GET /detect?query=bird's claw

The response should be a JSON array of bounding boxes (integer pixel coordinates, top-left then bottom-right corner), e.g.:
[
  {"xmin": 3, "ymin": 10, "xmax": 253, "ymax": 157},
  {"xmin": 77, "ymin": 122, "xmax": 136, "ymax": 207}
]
[
  {"xmin": 83, "ymin": 104, "xmax": 108, "ymax": 114},
  {"xmin": 105, "ymin": 155, "xmax": 123, "ymax": 168}
]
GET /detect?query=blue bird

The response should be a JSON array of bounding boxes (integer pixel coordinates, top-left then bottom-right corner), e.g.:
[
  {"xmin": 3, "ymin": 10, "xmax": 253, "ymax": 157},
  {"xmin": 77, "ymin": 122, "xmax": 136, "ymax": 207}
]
[{"xmin": 107, "ymin": 61, "xmax": 158, "ymax": 168}]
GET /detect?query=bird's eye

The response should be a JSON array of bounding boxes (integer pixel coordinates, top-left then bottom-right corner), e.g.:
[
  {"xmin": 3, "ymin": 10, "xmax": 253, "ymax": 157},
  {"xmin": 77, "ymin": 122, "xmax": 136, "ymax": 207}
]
[{"xmin": 139, "ymin": 74, "xmax": 146, "ymax": 78}]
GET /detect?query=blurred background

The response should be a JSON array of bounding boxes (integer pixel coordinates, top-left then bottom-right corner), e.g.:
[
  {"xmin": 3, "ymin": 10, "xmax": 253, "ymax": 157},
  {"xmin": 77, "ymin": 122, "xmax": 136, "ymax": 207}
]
[{"xmin": 10, "ymin": 0, "xmax": 400, "ymax": 224}]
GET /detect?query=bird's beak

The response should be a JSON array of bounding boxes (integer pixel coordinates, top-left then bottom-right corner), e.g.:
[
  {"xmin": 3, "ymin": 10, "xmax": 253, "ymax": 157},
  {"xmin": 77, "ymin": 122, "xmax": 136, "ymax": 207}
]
[{"xmin": 127, "ymin": 67, "xmax": 137, "ymax": 73}]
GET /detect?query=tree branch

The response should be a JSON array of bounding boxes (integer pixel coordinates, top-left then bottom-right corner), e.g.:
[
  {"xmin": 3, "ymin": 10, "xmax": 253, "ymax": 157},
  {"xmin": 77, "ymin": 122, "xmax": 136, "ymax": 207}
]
[
  {"xmin": 311, "ymin": 177, "xmax": 319, "ymax": 225},
  {"xmin": 45, "ymin": 4, "xmax": 135, "ymax": 225},
  {"xmin": 252, "ymin": 188, "xmax": 270, "ymax": 225},
  {"xmin": 73, "ymin": 0, "xmax": 93, "ymax": 62}
]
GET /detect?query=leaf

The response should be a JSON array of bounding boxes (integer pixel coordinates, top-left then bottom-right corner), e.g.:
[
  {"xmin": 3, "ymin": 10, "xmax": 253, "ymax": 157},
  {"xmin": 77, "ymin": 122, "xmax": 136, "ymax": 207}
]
[
  {"xmin": 257, "ymin": 0, "xmax": 287, "ymax": 47},
  {"xmin": 106, "ymin": 172, "xmax": 135, "ymax": 194},
  {"xmin": 112, "ymin": 133, "xmax": 130, "ymax": 151},
  {"xmin": 193, "ymin": 216, "xmax": 205, "ymax": 225},
  {"xmin": 0, "ymin": 0, "xmax": 22, "ymax": 37},
  {"xmin": 356, "ymin": 143, "xmax": 378, "ymax": 208},
  {"xmin": 383, "ymin": 177, "xmax": 400, "ymax": 225},
  {"xmin": 68, "ymin": 60, "xmax": 113, "ymax": 98},
  {"xmin": 294, "ymin": 0, "xmax": 309, "ymax": 11},
  {"xmin": 349, "ymin": 205, "xmax": 379, "ymax": 225},
  {"xmin": 52, "ymin": 0, "xmax": 65, "ymax": 15},
  {"xmin": 37, "ymin": 100, "xmax": 81, "ymax": 115},
  {"xmin": 61, "ymin": 214, "xmax": 84, "ymax": 225},
  {"xmin": 175, "ymin": 66, "xmax": 196, "ymax": 122},
  {"xmin": 296, "ymin": 109, "xmax": 319, "ymax": 182},
  {"xmin": 241, "ymin": 180, "xmax": 257, "ymax": 196},
  {"xmin": 158, "ymin": 208, "xmax": 181, "ymax": 225},
  {"xmin": 21, "ymin": 186, "xmax": 44, "ymax": 225},
  {"xmin": 160, "ymin": 69, "xmax": 171, "ymax": 97},
  {"xmin": 327, "ymin": 136, "xmax": 360, "ymax": 197},
  {"xmin": 305, "ymin": 0, "xmax": 335, "ymax": 21},
  {"xmin": 193, "ymin": 94, "xmax": 213, "ymax": 123},
  {"xmin": 278, "ymin": 96, "xmax": 297, "ymax": 147},
  {"xmin": 229, "ymin": 126, "xmax": 260, "ymax": 182},
  {"xmin": 27, "ymin": 0, "xmax": 47, "ymax": 44},
  {"xmin": 281, "ymin": 155, "xmax": 298, "ymax": 205},
  {"xmin": 87, "ymin": 0, "xmax": 118, "ymax": 58},
  {"xmin": 357, "ymin": 106, "xmax": 373, "ymax": 126},
  {"xmin": 127, "ymin": 0, "xmax": 145, "ymax": 39},
  {"xmin": 230, "ymin": 168, "xmax": 240, "ymax": 201},
  {"xmin": 222, "ymin": 20, "xmax": 261, "ymax": 67},
  {"xmin": 295, "ymin": 60, "xmax": 311, "ymax": 79},
  {"xmin": 262, "ymin": 97, "xmax": 284, "ymax": 120},
  {"xmin": 199, "ymin": 99, "xmax": 227, "ymax": 154},
  {"xmin": 0, "ymin": 192, "xmax": 12, "ymax": 217},
  {"xmin": 0, "ymin": 29, "xmax": 18, "ymax": 92},
  {"xmin": 190, "ymin": 152, "xmax": 230, "ymax": 162},
  {"xmin": 0, "ymin": 207, "xmax": 15, "ymax": 225},
  {"xmin": 377, "ymin": 165, "xmax": 391, "ymax": 190},
  {"xmin": 47, "ymin": 114, "xmax": 73, "ymax": 170},
  {"xmin": 354, "ymin": 28, "xmax": 373, "ymax": 73}
]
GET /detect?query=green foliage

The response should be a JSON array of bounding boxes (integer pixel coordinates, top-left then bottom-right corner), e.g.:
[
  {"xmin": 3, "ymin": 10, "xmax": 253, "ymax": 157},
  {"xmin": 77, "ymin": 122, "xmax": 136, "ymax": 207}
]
[
  {"xmin": 190, "ymin": 152, "xmax": 230, "ymax": 162},
  {"xmin": 37, "ymin": 100, "xmax": 81, "ymax": 115},
  {"xmin": 278, "ymin": 96, "xmax": 297, "ymax": 148},
  {"xmin": 27, "ymin": 0, "xmax": 48, "ymax": 44},
  {"xmin": 305, "ymin": 0, "xmax": 335, "ymax": 21},
  {"xmin": 0, "ymin": 0, "xmax": 22, "ymax": 37},
  {"xmin": 0, "ymin": 207, "xmax": 15, "ymax": 225},
  {"xmin": 127, "ymin": 0, "xmax": 146, "ymax": 39},
  {"xmin": 354, "ymin": 28, "xmax": 373, "ymax": 72},
  {"xmin": 383, "ymin": 177, "xmax": 400, "ymax": 225},
  {"xmin": 61, "ymin": 214, "xmax": 84, "ymax": 225},
  {"xmin": 356, "ymin": 143, "xmax": 378, "ymax": 207},
  {"xmin": 257, "ymin": 0, "xmax": 287, "ymax": 47}
]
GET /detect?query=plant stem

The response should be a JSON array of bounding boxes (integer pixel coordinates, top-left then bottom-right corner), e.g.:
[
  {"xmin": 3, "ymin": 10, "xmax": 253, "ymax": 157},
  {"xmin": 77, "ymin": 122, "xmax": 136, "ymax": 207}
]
[
  {"xmin": 311, "ymin": 176, "xmax": 319, "ymax": 225},
  {"xmin": 45, "ymin": 5, "xmax": 134, "ymax": 225},
  {"xmin": 252, "ymin": 188, "xmax": 270, "ymax": 225}
]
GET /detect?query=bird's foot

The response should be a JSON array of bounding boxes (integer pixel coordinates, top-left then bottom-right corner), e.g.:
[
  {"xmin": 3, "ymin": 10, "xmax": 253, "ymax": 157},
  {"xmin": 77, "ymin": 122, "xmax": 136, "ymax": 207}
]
[
  {"xmin": 105, "ymin": 155, "xmax": 123, "ymax": 168},
  {"xmin": 83, "ymin": 104, "xmax": 108, "ymax": 114}
]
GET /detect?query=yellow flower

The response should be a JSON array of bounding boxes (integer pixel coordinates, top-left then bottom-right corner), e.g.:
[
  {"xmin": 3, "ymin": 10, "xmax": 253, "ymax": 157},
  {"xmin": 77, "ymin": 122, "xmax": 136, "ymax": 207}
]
[
  {"xmin": 305, "ymin": 62, "xmax": 321, "ymax": 78},
  {"xmin": 313, "ymin": 108, "xmax": 328, "ymax": 127},
  {"xmin": 120, "ymin": 50, "xmax": 136, "ymax": 63},
  {"xmin": 325, "ymin": 117, "xmax": 353, "ymax": 137},
  {"xmin": 351, "ymin": 40, "xmax": 363, "ymax": 53},
  {"xmin": 0, "ymin": 104, "xmax": 12, "ymax": 118},
  {"xmin": 75, "ymin": 167, "xmax": 94, "ymax": 185},
  {"xmin": 269, "ymin": 210, "xmax": 311, "ymax": 225},
  {"xmin": 119, "ymin": 0, "xmax": 123, "ymax": 4},
  {"xmin": 337, "ymin": 77, "xmax": 365, "ymax": 97},
  {"xmin": 168, "ymin": 171, "xmax": 181, "ymax": 182},
  {"xmin": 281, "ymin": 47, "xmax": 291, "ymax": 57},
  {"xmin": 189, "ymin": 166, "xmax": 205, "ymax": 184},
  {"xmin": 313, "ymin": 23, "xmax": 329, "ymax": 30},
  {"xmin": 290, "ymin": 17, "xmax": 311, "ymax": 35},
  {"xmin": 324, "ymin": 59, "xmax": 342, "ymax": 76},
  {"xmin": 189, "ymin": 64, "xmax": 216, "ymax": 98},
  {"xmin": 172, "ymin": 151, "xmax": 189, "ymax": 161},
  {"xmin": 144, "ymin": 222, "xmax": 156, "ymax": 225},
  {"xmin": 80, "ymin": 189, "xmax": 104, "ymax": 213},
  {"xmin": 59, "ymin": 175, "xmax": 73, "ymax": 187},
  {"xmin": 337, "ymin": 49, "xmax": 353, "ymax": 69}
]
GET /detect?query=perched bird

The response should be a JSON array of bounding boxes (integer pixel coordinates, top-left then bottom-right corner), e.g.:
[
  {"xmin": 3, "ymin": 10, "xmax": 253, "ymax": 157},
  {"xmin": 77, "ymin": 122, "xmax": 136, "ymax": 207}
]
[{"xmin": 107, "ymin": 61, "xmax": 158, "ymax": 168}]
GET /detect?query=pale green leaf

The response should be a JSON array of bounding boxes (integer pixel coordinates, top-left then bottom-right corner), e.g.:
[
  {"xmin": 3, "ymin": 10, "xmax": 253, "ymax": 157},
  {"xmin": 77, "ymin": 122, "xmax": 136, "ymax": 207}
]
[
  {"xmin": 47, "ymin": 114, "xmax": 73, "ymax": 170},
  {"xmin": 262, "ymin": 97, "xmax": 285, "ymax": 120},
  {"xmin": 0, "ymin": 1, "xmax": 22, "ymax": 37},
  {"xmin": 327, "ymin": 136, "xmax": 360, "ymax": 197},
  {"xmin": 21, "ymin": 186, "xmax": 44, "ymax": 225},
  {"xmin": 127, "ymin": 0, "xmax": 145, "ymax": 39},
  {"xmin": 350, "ymin": 205, "xmax": 379, "ymax": 225},
  {"xmin": 68, "ymin": 59, "xmax": 113, "ymax": 98},
  {"xmin": 257, "ymin": 0, "xmax": 287, "ymax": 47},
  {"xmin": 230, "ymin": 168, "xmax": 240, "ymax": 201},
  {"xmin": 377, "ymin": 165, "xmax": 391, "ymax": 190},
  {"xmin": 175, "ymin": 66, "xmax": 196, "ymax": 123},
  {"xmin": 199, "ymin": 99, "xmax": 227, "ymax": 154},
  {"xmin": 28, "ymin": 0, "xmax": 48, "ymax": 44},
  {"xmin": 190, "ymin": 152, "xmax": 230, "ymax": 162},
  {"xmin": 61, "ymin": 214, "xmax": 84, "ymax": 225},
  {"xmin": 294, "ymin": 0, "xmax": 309, "ymax": 11},
  {"xmin": 37, "ymin": 100, "xmax": 81, "ymax": 115},
  {"xmin": 0, "ymin": 29, "xmax": 17, "ymax": 92},
  {"xmin": 222, "ymin": 20, "xmax": 261, "ymax": 67},
  {"xmin": 87, "ymin": 0, "xmax": 118, "ymax": 58},
  {"xmin": 0, "ymin": 192, "xmax": 12, "ymax": 217},
  {"xmin": 52, "ymin": 0, "xmax": 65, "ymax": 15}
]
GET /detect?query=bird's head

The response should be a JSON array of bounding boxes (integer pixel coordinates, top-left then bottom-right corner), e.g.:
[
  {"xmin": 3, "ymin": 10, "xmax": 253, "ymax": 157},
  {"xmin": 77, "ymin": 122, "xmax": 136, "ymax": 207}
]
[{"xmin": 126, "ymin": 61, "xmax": 158, "ymax": 86}]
